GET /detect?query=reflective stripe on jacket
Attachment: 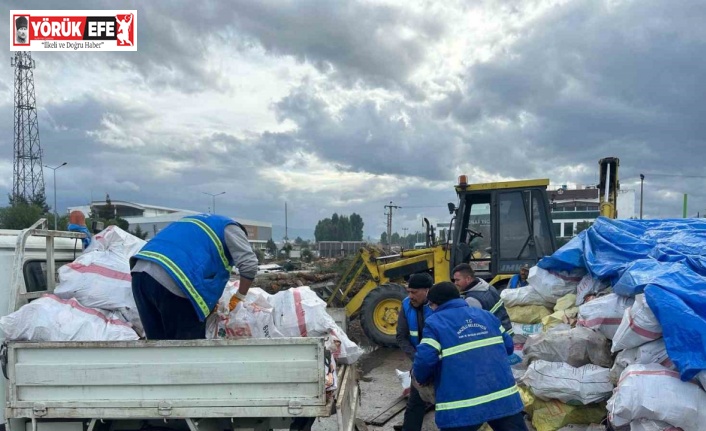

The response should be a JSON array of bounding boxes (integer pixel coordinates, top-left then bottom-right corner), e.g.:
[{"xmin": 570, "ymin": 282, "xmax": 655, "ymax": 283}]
[
  {"xmin": 413, "ymin": 298, "xmax": 523, "ymax": 428},
  {"xmin": 131, "ymin": 214, "xmax": 238, "ymax": 321},
  {"xmin": 402, "ymin": 297, "xmax": 433, "ymax": 346}
]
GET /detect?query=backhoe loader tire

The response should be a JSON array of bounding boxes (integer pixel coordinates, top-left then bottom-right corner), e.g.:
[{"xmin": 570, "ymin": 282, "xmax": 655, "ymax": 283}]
[{"xmin": 360, "ymin": 283, "xmax": 407, "ymax": 347}]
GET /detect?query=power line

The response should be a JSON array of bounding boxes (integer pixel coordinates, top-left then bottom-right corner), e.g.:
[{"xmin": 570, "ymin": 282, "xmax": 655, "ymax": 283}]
[{"xmin": 641, "ymin": 173, "xmax": 706, "ymax": 179}]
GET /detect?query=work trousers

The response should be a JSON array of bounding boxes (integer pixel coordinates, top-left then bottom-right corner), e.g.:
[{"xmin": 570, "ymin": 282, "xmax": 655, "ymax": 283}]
[
  {"xmin": 441, "ymin": 412, "xmax": 528, "ymax": 431},
  {"xmin": 131, "ymin": 271, "xmax": 206, "ymax": 340},
  {"xmin": 402, "ymin": 384, "xmax": 427, "ymax": 431}
]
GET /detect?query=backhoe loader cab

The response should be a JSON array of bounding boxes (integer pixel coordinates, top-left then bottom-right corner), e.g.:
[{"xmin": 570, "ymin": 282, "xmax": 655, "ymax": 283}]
[{"xmin": 449, "ymin": 177, "xmax": 557, "ymax": 286}]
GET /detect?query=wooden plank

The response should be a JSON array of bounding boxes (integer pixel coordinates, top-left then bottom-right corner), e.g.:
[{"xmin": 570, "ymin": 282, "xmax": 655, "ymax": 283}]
[
  {"xmin": 355, "ymin": 418, "xmax": 369, "ymax": 431},
  {"xmin": 365, "ymin": 395, "xmax": 407, "ymax": 426},
  {"xmin": 336, "ymin": 366, "xmax": 359, "ymax": 431}
]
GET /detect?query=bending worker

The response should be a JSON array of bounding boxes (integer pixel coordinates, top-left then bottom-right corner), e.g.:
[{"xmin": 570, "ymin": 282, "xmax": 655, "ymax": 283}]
[
  {"xmin": 508, "ymin": 264, "xmax": 530, "ymax": 289},
  {"xmin": 413, "ymin": 282, "xmax": 527, "ymax": 431},
  {"xmin": 130, "ymin": 213, "xmax": 258, "ymax": 340},
  {"xmin": 452, "ymin": 263, "xmax": 512, "ymax": 335},
  {"xmin": 395, "ymin": 272, "xmax": 434, "ymax": 431}
]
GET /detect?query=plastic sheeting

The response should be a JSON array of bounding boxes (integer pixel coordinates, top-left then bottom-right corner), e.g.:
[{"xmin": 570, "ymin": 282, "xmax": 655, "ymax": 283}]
[{"xmin": 538, "ymin": 217, "xmax": 706, "ymax": 381}]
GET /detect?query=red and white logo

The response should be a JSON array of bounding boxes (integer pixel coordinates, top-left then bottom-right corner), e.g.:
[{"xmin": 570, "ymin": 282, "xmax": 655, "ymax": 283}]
[{"xmin": 10, "ymin": 10, "xmax": 137, "ymax": 51}]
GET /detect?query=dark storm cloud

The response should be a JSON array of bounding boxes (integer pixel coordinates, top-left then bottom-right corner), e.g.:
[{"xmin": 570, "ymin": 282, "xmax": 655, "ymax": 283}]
[
  {"xmin": 169, "ymin": 0, "xmax": 445, "ymax": 86},
  {"xmin": 427, "ymin": 0, "xmax": 706, "ymax": 217},
  {"xmin": 273, "ymin": 85, "xmax": 461, "ymax": 180}
]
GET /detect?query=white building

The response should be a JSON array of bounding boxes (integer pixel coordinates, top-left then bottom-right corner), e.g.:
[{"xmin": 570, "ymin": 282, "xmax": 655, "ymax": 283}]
[
  {"xmin": 549, "ymin": 187, "xmax": 636, "ymax": 238},
  {"xmin": 67, "ymin": 201, "xmax": 272, "ymax": 250}
]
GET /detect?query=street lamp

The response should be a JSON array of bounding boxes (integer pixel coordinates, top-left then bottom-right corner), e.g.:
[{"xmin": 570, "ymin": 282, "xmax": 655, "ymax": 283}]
[
  {"xmin": 202, "ymin": 191, "xmax": 226, "ymax": 214},
  {"xmin": 639, "ymin": 174, "xmax": 645, "ymax": 219},
  {"xmin": 43, "ymin": 162, "xmax": 68, "ymax": 230}
]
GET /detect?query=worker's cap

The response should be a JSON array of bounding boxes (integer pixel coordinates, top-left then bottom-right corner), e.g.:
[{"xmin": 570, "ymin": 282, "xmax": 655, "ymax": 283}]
[
  {"xmin": 427, "ymin": 281, "xmax": 460, "ymax": 306},
  {"xmin": 520, "ymin": 264, "xmax": 530, "ymax": 271},
  {"xmin": 408, "ymin": 273, "xmax": 433, "ymax": 290},
  {"xmin": 15, "ymin": 16, "xmax": 28, "ymax": 29}
]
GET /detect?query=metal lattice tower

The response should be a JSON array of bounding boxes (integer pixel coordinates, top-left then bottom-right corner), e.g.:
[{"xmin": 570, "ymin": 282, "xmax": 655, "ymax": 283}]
[{"xmin": 11, "ymin": 51, "xmax": 45, "ymax": 202}]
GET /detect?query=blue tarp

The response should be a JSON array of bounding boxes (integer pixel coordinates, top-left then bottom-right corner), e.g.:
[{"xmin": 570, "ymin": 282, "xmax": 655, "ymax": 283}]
[{"xmin": 538, "ymin": 217, "xmax": 706, "ymax": 381}]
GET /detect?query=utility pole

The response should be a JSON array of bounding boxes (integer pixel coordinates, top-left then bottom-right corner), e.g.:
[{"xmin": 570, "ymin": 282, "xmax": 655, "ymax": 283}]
[
  {"xmin": 43, "ymin": 162, "xmax": 67, "ymax": 230},
  {"xmin": 284, "ymin": 201, "xmax": 288, "ymax": 242},
  {"xmin": 202, "ymin": 191, "xmax": 225, "ymax": 214},
  {"xmin": 402, "ymin": 227, "xmax": 409, "ymax": 248},
  {"xmin": 639, "ymin": 174, "xmax": 644, "ymax": 219},
  {"xmin": 384, "ymin": 201, "xmax": 401, "ymax": 249}
]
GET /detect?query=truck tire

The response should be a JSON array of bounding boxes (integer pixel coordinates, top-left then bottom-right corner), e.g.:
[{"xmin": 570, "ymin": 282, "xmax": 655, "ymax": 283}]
[{"xmin": 360, "ymin": 284, "xmax": 407, "ymax": 347}]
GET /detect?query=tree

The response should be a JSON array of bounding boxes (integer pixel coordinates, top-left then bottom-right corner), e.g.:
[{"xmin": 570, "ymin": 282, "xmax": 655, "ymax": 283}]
[
  {"xmin": 0, "ymin": 201, "xmax": 44, "ymax": 229},
  {"xmin": 350, "ymin": 213, "xmax": 364, "ymax": 241},
  {"xmin": 301, "ymin": 248, "xmax": 314, "ymax": 263},
  {"xmin": 380, "ymin": 231, "xmax": 388, "ymax": 245},
  {"xmin": 266, "ymin": 238, "xmax": 277, "ymax": 256},
  {"xmin": 253, "ymin": 248, "xmax": 264, "ymax": 263},
  {"xmin": 129, "ymin": 224, "xmax": 149, "ymax": 240},
  {"xmin": 281, "ymin": 243, "xmax": 293, "ymax": 258},
  {"xmin": 294, "ymin": 236, "xmax": 303, "ymax": 245},
  {"xmin": 314, "ymin": 213, "xmax": 366, "ymax": 241}
]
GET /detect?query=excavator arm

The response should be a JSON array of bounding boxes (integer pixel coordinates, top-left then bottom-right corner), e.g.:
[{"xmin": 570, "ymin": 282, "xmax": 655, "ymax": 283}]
[{"xmin": 598, "ymin": 157, "xmax": 620, "ymax": 219}]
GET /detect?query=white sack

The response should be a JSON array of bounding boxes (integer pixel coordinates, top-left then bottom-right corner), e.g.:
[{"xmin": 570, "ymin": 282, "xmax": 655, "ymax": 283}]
[
  {"xmin": 86, "ymin": 224, "xmax": 147, "ymax": 257},
  {"xmin": 396, "ymin": 369, "xmax": 411, "ymax": 397},
  {"xmin": 630, "ymin": 419, "xmax": 684, "ymax": 431},
  {"xmin": 697, "ymin": 370, "xmax": 706, "ymax": 390},
  {"xmin": 206, "ymin": 283, "xmax": 283, "ymax": 339},
  {"xmin": 577, "ymin": 293, "xmax": 634, "ymax": 339},
  {"xmin": 575, "ymin": 273, "xmax": 610, "ymax": 305},
  {"xmin": 501, "ymin": 285, "xmax": 554, "ymax": 307},
  {"xmin": 269, "ymin": 286, "xmax": 335, "ymax": 336},
  {"xmin": 521, "ymin": 360, "xmax": 613, "ymax": 405},
  {"xmin": 522, "ymin": 326, "xmax": 613, "ymax": 368},
  {"xmin": 528, "ymin": 266, "xmax": 585, "ymax": 303},
  {"xmin": 512, "ymin": 322, "xmax": 544, "ymax": 338},
  {"xmin": 611, "ymin": 294, "xmax": 663, "ymax": 353},
  {"xmin": 54, "ymin": 225, "xmax": 145, "ymax": 334},
  {"xmin": 609, "ymin": 338, "xmax": 673, "ymax": 384},
  {"xmin": 0, "ymin": 294, "xmax": 138, "ymax": 341},
  {"xmin": 268, "ymin": 286, "xmax": 363, "ymax": 364},
  {"xmin": 608, "ymin": 364, "xmax": 706, "ymax": 431}
]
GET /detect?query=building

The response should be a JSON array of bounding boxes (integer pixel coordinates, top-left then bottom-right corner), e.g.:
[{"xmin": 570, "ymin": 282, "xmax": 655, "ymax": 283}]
[
  {"xmin": 67, "ymin": 200, "xmax": 272, "ymax": 250},
  {"xmin": 549, "ymin": 186, "xmax": 636, "ymax": 238}
]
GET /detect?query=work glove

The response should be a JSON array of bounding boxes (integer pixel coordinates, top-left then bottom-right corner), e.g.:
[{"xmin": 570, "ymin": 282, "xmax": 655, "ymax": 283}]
[{"xmin": 228, "ymin": 291, "xmax": 247, "ymax": 311}]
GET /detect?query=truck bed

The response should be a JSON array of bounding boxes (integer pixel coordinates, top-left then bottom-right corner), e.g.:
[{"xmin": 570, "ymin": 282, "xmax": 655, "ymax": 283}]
[{"xmin": 5, "ymin": 338, "xmax": 341, "ymax": 420}]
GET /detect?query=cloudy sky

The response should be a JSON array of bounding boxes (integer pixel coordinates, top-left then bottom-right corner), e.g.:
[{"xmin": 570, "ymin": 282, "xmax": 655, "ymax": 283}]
[{"xmin": 2, "ymin": 0, "xmax": 706, "ymax": 240}]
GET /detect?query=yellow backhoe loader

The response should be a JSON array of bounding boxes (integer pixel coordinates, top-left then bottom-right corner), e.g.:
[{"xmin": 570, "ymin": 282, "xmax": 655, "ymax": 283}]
[{"xmin": 326, "ymin": 176, "xmax": 558, "ymax": 346}]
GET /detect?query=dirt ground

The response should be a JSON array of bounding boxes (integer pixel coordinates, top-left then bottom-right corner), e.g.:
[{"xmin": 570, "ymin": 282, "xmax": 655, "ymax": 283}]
[{"xmin": 314, "ymin": 320, "xmax": 438, "ymax": 431}]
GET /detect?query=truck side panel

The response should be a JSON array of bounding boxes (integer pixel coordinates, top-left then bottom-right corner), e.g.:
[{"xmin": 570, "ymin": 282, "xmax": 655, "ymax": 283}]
[{"xmin": 6, "ymin": 338, "xmax": 329, "ymax": 419}]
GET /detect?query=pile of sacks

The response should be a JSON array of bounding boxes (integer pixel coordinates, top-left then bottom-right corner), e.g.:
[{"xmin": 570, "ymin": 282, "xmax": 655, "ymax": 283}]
[
  {"xmin": 504, "ymin": 266, "xmax": 705, "ymax": 431},
  {"xmin": 0, "ymin": 226, "xmax": 145, "ymax": 342},
  {"xmin": 206, "ymin": 284, "xmax": 364, "ymax": 393},
  {"xmin": 206, "ymin": 283, "xmax": 363, "ymax": 364}
]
